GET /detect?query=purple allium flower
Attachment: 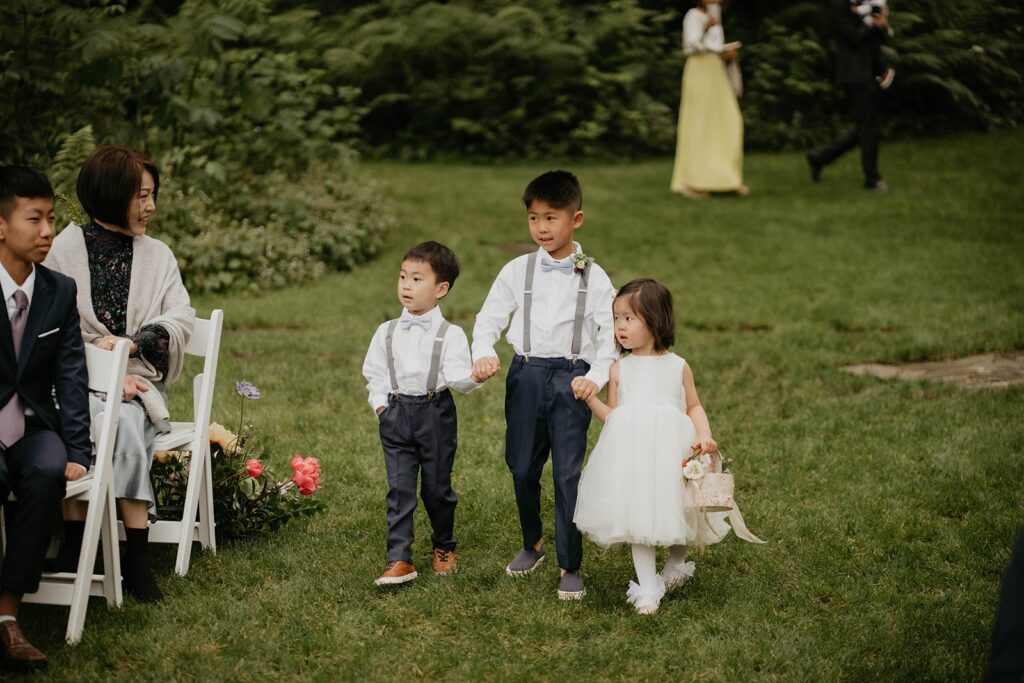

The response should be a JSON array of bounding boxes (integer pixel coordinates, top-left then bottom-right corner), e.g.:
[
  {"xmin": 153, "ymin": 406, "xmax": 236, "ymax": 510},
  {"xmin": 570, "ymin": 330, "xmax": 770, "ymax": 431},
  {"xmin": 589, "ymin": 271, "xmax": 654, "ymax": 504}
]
[{"xmin": 235, "ymin": 380, "xmax": 262, "ymax": 400}]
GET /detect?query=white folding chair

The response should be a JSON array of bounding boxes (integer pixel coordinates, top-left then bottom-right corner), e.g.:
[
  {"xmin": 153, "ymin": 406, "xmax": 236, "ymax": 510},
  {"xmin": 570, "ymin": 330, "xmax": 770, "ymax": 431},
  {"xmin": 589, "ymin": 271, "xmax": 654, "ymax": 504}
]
[
  {"xmin": 14, "ymin": 340, "xmax": 131, "ymax": 644},
  {"xmin": 147, "ymin": 309, "xmax": 223, "ymax": 576}
]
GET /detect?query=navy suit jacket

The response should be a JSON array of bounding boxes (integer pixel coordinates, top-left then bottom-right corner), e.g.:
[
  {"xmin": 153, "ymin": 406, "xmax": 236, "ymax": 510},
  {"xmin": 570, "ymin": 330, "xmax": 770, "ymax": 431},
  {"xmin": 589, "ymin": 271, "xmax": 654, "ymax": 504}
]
[{"xmin": 0, "ymin": 264, "xmax": 91, "ymax": 467}]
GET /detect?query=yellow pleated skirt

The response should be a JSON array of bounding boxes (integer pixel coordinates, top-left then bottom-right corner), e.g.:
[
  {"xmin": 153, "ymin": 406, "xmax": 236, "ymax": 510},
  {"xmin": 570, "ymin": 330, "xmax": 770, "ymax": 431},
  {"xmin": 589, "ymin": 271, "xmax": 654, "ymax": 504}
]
[{"xmin": 670, "ymin": 53, "xmax": 744, "ymax": 193}]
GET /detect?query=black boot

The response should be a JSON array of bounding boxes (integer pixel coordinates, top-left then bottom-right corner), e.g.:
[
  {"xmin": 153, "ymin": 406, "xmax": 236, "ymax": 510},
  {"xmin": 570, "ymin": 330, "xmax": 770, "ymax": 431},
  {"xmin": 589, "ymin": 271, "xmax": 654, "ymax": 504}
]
[
  {"xmin": 122, "ymin": 527, "xmax": 163, "ymax": 603},
  {"xmin": 44, "ymin": 521, "xmax": 85, "ymax": 573}
]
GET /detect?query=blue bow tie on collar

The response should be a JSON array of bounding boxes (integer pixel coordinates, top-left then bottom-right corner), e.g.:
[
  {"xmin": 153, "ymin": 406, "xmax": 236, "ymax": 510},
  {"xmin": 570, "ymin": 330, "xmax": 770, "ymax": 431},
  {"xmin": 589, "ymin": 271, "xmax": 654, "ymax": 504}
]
[
  {"xmin": 400, "ymin": 316, "xmax": 431, "ymax": 332},
  {"xmin": 540, "ymin": 257, "xmax": 574, "ymax": 274}
]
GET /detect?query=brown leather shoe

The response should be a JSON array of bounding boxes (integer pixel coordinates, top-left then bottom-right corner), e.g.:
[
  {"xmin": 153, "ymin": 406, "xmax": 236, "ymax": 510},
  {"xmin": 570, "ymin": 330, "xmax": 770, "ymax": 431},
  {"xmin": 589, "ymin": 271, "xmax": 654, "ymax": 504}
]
[
  {"xmin": 0, "ymin": 620, "xmax": 47, "ymax": 671},
  {"xmin": 374, "ymin": 560, "xmax": 417, "ymax": 586},
  {"xmin": 432, "ymin": 548, "xmax": 458, "ymax": 575}
]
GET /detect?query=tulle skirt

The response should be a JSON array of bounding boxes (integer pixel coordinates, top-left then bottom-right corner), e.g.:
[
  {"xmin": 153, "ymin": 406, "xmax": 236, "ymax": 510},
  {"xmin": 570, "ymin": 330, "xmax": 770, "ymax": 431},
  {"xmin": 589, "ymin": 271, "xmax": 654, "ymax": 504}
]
[{"xmin": 574, "ymin": 404, "xmax": 730, "ymax": 547}]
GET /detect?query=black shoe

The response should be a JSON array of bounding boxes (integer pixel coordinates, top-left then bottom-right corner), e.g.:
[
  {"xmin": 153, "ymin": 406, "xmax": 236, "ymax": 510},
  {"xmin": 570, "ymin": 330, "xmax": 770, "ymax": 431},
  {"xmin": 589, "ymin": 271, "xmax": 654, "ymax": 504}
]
[
  {"xmin": 865, "ymin": 179, "xmax": 890, "ymax": 192},
  {"xmin": 806, "ymin": 152, "xmax": 823, "ymax": 182}
]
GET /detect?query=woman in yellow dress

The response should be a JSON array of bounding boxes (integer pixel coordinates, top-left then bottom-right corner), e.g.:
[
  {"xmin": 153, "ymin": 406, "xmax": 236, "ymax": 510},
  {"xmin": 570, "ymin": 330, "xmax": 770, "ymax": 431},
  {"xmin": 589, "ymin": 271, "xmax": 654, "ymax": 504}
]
[{"xmin": 670, "ymin": 0, "xmax": 748, "ymax": 198}]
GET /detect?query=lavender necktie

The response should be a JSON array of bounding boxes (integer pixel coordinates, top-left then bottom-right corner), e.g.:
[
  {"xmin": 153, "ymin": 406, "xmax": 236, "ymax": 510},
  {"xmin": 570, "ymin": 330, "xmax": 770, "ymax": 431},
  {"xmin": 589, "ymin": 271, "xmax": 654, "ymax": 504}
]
[{"xmin": 0, "ymin": 290, "xmax": 28, "ymax": 449}]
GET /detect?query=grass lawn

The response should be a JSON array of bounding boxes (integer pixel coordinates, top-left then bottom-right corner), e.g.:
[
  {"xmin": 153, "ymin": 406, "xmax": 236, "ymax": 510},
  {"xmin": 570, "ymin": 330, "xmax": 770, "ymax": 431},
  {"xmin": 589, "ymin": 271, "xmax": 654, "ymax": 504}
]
[{"xmin": 17, "ymin": 131, "xmax": 1024, "ymax": 681}]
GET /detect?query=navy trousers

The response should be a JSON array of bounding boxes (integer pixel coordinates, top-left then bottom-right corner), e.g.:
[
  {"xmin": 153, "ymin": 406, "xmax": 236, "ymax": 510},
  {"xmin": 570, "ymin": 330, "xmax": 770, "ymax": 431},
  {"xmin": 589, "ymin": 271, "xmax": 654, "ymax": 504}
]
[
  {"xmin": 0, "ymin": 418, "xmax": 67, "ymax": 594},
  {"xmin": 505, "ymin": 355, "xmax": 592, "ymax": 571},
  {"xmin": 379, "ymin": 390, "xmax": 458, "ymax": 563}
]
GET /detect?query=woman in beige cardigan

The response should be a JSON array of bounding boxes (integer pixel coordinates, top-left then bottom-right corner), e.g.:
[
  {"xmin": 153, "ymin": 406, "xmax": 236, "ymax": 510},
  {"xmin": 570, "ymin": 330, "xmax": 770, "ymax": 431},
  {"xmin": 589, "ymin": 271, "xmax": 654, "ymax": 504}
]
[{"xmin": 44, "ymin": 145, "xmax": 194, "ymax": 602}]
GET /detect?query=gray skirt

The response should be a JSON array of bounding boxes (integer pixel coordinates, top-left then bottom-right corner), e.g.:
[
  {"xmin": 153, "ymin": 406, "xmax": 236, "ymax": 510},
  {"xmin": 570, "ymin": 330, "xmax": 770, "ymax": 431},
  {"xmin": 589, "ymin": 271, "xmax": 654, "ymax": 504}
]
[{"xmin": 88, "ymin": 392, "xmax": 161, "ymax": 521}]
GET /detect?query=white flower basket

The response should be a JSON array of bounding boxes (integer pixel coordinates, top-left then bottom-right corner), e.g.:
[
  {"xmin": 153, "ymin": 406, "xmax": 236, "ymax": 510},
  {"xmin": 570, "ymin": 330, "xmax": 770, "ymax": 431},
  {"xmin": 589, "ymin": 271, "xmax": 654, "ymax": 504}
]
[{"xmin": 694, "ymin": 471, "xmax": 734, "ymax": 512}]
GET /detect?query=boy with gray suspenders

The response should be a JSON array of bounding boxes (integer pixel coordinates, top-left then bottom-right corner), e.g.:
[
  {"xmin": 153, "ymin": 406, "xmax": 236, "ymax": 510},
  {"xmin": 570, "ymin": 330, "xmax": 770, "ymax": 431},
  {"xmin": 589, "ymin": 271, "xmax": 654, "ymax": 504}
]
[
  {"xmin": 472, "ymin": 171, "xmax": 617, "ymax": 600},
  {"xmin": 363, "ymin": 242, "xmax": 483, "ymax": 586}
]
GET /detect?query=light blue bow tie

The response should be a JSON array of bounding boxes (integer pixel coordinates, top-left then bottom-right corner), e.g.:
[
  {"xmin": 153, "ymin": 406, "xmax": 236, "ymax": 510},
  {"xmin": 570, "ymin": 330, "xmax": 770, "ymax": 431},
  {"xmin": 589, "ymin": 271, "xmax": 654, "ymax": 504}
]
[
  {"xmin": 540, "ymin": 257, "xmax": 574, "ymax": 274},
  {"xmin": 400, "ymin": 316, "xmax": 431, "ymax": 332}
]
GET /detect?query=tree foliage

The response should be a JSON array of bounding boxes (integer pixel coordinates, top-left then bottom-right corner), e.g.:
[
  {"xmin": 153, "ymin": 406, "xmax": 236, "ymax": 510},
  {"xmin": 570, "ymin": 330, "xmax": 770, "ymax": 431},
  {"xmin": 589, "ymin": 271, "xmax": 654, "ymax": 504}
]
[
  {"xmin": 319, "ymin": 0, "xmax": 1023, "ymax": 156},
  {"xmin": 0, "ymin": 0, "xmax": 388, "ymax": 293}
]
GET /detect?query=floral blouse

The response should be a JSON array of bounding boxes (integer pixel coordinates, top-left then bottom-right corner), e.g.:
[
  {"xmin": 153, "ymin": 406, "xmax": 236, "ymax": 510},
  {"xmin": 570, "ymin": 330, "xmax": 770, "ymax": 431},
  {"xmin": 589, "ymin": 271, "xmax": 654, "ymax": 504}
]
[{"xmin": 82, "ymin": 221, "xmax": 170, "ymax": 377}]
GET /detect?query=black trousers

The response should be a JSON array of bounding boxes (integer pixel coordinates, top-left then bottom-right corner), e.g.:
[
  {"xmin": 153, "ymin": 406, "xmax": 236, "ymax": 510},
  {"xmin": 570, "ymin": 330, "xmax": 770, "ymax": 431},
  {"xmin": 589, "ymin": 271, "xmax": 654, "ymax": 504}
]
[
  {"xmin": 812, "ymin": 80, "xmax": 881, "ymax": 186},
  {"xmin": 0, "ymin": 418, "xmax": 67, "ymax": 594},
  {"xmin": 504, "ymin": 355, "xmax": 591, "ymax": 571},
  {"xmin": 379, "ymin": 390, "xmax": 458, "ymax": 563}
]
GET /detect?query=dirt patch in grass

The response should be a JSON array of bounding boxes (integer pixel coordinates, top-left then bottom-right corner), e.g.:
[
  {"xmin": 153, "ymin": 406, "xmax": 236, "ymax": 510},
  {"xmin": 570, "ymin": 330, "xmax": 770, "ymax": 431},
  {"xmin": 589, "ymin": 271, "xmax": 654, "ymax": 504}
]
[{"xmin": 842, "ymin": 351, "xmax": 1024, "ymax": 389}]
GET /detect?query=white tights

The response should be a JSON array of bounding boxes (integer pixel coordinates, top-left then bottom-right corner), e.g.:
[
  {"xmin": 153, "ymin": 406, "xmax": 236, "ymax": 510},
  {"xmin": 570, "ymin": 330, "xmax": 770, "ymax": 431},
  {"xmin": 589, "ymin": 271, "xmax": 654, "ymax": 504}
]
[
  {"xmin": 630, "ymin": 544, "xmax": 689, "ymax": 588},
  {"xmin": 631, "ymin": 544, "xmax": 658, "ymax": 589}
]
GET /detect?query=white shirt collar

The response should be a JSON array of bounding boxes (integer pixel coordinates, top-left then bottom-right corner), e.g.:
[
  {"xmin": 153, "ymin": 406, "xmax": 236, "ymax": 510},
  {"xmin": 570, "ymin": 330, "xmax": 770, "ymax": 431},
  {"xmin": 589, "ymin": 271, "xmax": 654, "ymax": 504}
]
[
  {"xmin": 0, "ymin": 263, "xmax": 36, "ymax": 307},
  {"xmin": 400, "ymin": 305, "xmax": 442, "ymax": 325},
  {"xmin": 537, "ymin": 241, "xmax": 582, "ymax": 263}
]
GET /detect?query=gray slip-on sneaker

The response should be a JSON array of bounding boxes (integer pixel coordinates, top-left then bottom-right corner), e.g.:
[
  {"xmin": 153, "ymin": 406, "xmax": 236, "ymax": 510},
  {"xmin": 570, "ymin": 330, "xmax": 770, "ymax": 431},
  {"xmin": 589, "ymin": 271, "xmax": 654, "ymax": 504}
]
[
  {"xmin": 557, "ymin": 570, "xmax": 586, "ymax": 600},
  {"xmin": 506, "ymin": 544, "xmax": 545, "ymax": 576}
]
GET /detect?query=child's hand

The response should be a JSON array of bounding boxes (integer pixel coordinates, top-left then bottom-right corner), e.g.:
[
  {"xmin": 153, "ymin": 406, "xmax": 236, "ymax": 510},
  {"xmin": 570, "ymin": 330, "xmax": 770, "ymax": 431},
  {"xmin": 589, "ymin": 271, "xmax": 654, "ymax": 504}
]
[
  {"xmin": 691, "ymin": 436, "xmax": 718, "ymax": 455},
  {"xmin": 473, "ymin": 356, "xmax": 500, "ymax": 382},
  {"xmin": 571, "ymin": 377, "xmax": 599, "ymax": 401}
]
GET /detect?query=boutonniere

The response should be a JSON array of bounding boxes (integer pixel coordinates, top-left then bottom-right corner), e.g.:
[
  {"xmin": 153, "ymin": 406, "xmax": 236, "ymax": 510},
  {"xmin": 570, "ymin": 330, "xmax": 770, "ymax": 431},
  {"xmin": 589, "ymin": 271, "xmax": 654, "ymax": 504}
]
[{"xmin": 572, "ymin": 251, "xmax": 594, "ymax": 275}]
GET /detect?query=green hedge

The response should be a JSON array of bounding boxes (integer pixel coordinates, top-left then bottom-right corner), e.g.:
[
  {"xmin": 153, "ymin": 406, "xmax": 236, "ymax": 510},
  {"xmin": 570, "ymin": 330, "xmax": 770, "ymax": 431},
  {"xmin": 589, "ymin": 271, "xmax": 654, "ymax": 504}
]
[{"xmin": 1, "ymin": 0, "xmax": 389, "ymax": 293}]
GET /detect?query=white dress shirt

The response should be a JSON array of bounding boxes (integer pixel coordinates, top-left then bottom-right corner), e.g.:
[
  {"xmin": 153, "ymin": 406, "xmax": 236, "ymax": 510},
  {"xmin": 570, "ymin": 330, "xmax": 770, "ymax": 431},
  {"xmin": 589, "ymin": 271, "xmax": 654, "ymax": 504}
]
[
  {"xmin": 683, "ymin": 8, "xmax": 724, "ymax": 55},
  {"xmin": 0, "ymin": 264, "xmax": 37, "ymax": 418},
  {"xmin": 471, "ymin": 243, "xmax": 618, "ymax": 390},
  {"xmin": 363, "ymin": 305, "xmax": 479, "ymax": 413}
]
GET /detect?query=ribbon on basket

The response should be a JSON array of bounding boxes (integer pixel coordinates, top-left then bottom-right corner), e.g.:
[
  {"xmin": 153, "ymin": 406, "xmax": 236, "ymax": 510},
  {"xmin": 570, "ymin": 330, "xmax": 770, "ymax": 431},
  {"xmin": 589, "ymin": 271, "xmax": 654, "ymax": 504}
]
[{"xmin": 683, "ymin": 449, "xmax": 766, "ymax": 545}]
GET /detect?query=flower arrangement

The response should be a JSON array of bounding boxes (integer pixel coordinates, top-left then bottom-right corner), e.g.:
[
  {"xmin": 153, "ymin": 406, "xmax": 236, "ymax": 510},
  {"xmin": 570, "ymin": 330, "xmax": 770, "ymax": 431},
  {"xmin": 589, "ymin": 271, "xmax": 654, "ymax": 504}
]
[
  {"xmin": 572, "ymin": 250, "xmax": 594, "ymax": 275},
  {"xmin": 681, "ymin": 447, "xmax": 732, "ymax": 481},
  {"xmin": 152, "ymin": 380, "xmax": 325, "ymax": 540}
]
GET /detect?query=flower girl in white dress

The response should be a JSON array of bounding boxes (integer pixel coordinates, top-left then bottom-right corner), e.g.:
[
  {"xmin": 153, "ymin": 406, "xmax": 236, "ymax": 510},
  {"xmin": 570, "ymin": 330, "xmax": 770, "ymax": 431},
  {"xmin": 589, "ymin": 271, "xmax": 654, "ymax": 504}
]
[{"xmin": 574, "ymin": 278, "xmax": 731, "ymax": 615}]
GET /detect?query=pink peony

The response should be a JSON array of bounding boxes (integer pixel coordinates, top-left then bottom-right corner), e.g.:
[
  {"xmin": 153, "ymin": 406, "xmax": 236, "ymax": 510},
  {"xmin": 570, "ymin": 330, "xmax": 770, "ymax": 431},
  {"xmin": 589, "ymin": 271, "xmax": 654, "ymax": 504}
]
[
  {"xmin": 290, "ymin": 454, "xmax": 321, "ymax": 494},
  {"xmin": 246, "ymin": 458, "xmax": 264, "ymax": 478}
]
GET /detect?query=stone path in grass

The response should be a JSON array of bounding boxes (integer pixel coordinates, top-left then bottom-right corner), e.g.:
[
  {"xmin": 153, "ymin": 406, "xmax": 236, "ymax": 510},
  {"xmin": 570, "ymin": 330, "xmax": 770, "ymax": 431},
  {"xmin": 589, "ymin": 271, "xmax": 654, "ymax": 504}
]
[{"xmin": 843, "ymin": 351, "xmax": 1024, "ymax": 389}]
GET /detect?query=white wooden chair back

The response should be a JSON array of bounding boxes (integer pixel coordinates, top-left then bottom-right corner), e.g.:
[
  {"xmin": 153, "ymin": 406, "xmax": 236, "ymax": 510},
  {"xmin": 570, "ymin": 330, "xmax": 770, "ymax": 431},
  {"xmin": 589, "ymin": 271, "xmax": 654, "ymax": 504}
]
[{"xmin": 146, "ymin": 309, "xmax": 223, "ymax": 576}]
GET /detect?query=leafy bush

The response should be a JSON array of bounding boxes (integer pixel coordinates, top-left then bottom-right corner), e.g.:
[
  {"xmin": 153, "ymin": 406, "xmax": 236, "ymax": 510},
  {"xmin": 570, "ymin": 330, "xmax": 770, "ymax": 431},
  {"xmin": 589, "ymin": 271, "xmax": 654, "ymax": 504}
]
[
  {"xmin": 1, "ymin": 0, "xmax": 390, "ymax": 293},
  {"xmin": 321, "ymin": 0, "xmax": 1024, "ymax": 156}
]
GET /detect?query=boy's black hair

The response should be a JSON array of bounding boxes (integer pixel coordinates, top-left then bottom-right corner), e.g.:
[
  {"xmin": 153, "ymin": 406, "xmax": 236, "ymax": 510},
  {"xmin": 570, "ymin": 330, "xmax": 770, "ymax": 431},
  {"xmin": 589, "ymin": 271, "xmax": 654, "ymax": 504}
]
[
  {"xmin": 77, "ymin": 144, "xmax": 160, "ymax": 230},
  {"xmin": 615, "ymin": 278, "xmax": 676, "ymax": 354},
  {"xmin": 522, "ymin": 170, "xmax": 583, "ymax": 213},
  {"xmin": 402, "ymin": 241, "xmax": 461, "ymax": 289},
  {"xmin": 0, "ymin": 165, "xmax": 54, "ymax": 220}
]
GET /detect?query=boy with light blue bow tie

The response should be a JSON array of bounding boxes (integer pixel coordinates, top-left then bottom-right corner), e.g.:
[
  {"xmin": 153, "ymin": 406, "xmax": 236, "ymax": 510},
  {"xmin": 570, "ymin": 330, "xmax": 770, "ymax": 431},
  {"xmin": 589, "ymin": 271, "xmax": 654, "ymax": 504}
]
[
  {"xmin": 472, "ymin": 170, "xmax": 617, "ymax": 600},
  {"xmin": 362, "ymin": 241, "xmax": 484, "ymax": 587}
]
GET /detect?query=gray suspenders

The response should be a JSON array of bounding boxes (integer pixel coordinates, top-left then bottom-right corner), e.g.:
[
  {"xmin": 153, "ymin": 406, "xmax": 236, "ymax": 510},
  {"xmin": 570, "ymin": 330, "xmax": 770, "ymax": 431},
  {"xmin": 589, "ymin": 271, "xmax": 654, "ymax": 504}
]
[
  {"xmin": 521, "ymin": 252, "xmax": 590, "ymax": 362},
  {"xmin": 384, "ymin": 319, "xmax": 452, "ymax": 397}
]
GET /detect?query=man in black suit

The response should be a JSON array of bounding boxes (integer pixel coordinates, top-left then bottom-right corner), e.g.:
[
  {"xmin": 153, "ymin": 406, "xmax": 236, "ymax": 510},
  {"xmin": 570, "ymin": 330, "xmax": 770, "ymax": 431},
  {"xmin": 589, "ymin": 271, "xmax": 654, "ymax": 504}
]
[
  {"xmin": 0, "ymin": 166, "xmax": 91, "ymax": 670},
  {"xmin": 807, "ymin": 0, "xmax": 891, "ymax": 191}
]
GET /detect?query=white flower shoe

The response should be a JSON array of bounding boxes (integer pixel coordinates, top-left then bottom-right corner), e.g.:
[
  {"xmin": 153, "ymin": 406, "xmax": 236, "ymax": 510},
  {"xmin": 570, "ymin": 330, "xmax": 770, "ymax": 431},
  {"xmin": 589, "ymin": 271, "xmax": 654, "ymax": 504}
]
[
  {"xmin": 661, "ymin": 559, "xmax": 695, "ymax": 591},
  {"xmin": 627, "ymin": 575, "xmax": 666, "ymax": 615}
]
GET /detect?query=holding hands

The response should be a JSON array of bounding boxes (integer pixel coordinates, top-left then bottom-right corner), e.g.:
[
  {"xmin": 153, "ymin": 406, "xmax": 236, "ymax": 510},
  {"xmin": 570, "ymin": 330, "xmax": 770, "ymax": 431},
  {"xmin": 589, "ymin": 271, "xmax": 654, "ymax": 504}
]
[
  {"xmin": 571, "ymin": 377, "xmax": 599, "ymax": 401},
  {"xmin": 472, "ymin": 356, "xmax": 501, "ymax": 383}
]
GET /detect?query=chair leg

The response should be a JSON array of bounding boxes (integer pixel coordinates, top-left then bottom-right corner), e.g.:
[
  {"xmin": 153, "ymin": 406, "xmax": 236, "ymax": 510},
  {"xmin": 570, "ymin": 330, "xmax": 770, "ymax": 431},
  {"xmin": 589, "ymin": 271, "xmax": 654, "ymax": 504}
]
[
  {"xmin": 174, "ymin": 440, "xmax": 206, "ymax": 576},
  {"xmin": 101, "ymin": 484, "xmax": 122, "ymax": 607},
  {"xmin": 200, "ymin": 442, "xmax": 216, "ymax": 552},
  {"xmin": 66, "ymin": 484, "xmax": 107, "ymax": 645}
]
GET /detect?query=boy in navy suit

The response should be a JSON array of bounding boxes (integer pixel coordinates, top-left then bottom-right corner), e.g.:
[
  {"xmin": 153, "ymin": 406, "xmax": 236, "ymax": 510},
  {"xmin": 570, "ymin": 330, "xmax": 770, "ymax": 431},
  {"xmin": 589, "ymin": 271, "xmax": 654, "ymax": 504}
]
[
  {"xmin": 0, "ymin": 166, "xmax": 91, "ymax": 670},
  {"xmin": 472, "ymin": 171, "xmax": 616, "ymax": 600}
]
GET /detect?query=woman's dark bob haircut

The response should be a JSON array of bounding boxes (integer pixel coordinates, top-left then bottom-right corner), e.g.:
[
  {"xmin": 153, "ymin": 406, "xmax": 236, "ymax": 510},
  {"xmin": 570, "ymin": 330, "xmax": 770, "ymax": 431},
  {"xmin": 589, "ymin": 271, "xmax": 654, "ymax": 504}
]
[
  {"xmin": 77, "ymin": 145, "xmax": 160, "ymax": 230},
  {"xmin": 614, "ymin": 278, "xmax": 676, "ymax": 354}
]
